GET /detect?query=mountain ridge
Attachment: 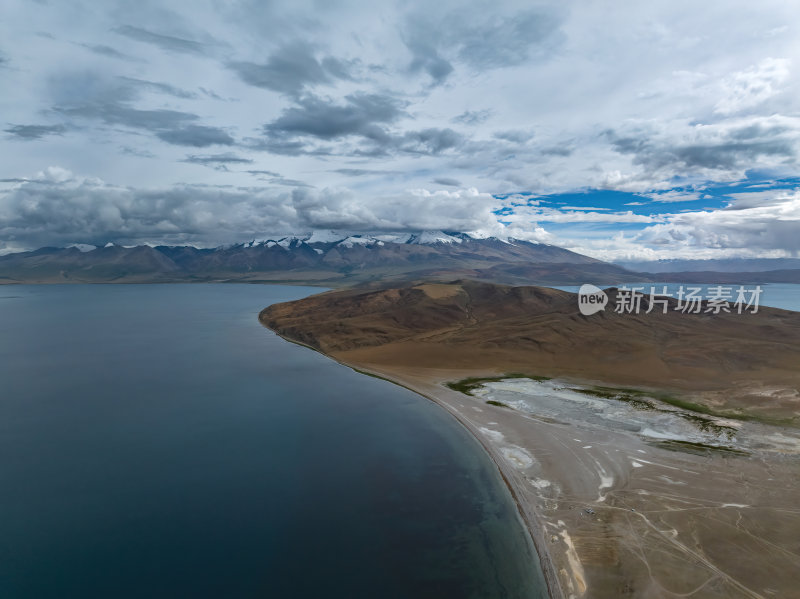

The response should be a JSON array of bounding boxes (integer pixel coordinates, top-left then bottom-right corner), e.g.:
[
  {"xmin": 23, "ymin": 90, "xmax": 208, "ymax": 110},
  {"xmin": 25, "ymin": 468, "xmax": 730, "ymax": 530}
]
[
  {"xmin": 3, "ymin": 231, "xmax": 800, "ymax": 285},
  {"xmin": 0, "ymin": 231, "xmax": 631, "ymax": 286}
]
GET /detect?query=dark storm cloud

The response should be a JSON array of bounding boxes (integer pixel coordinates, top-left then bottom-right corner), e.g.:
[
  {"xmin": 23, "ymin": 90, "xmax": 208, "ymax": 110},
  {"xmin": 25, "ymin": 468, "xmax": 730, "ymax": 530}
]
[
  {"xmin": 433, "ymin": 177, "xmax": 461, "ymax": 186},
  {"xmin": 4, "ymin": 124, "xmax": 66, "ymax": 140},
  {"xmin": 156, "ymin": 125, "xmax": 234, "ymax": 147},
  {"xmin": 113, "ymin": 25, "xmax": 207, "ymax": 55},
  {"xmin": 227, "ymin": 42, "xmax": 354, "ymax": 96}
]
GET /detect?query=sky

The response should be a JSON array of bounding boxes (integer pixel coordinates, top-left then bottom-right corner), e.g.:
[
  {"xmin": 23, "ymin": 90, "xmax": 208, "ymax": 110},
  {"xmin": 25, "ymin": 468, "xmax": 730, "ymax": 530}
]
[{"xmin": 1, "ymin": 0, "xmax": 799, "ymax": 261}]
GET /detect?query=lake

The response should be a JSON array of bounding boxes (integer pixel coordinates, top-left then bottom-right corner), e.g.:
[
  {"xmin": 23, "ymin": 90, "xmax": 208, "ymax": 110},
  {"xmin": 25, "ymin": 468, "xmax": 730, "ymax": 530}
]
[
  {"xmin": 553, "ymin": 282, "xmax": 800, "ymax": 312},
  {"xmin": 0, "ymin": 284, "xmax": 547, "ymax": 598}
]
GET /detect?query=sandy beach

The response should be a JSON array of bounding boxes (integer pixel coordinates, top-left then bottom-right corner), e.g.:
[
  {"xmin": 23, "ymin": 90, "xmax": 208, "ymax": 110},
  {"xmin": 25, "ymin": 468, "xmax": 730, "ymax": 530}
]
[{"xmin": 260, "ymin": 282, "xmax": 800, "ymax": 598}]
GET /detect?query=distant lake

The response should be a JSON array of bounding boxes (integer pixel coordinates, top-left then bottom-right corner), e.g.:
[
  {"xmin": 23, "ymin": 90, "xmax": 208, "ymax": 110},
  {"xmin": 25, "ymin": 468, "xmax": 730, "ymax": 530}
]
[
  {"xmin": 553, "ymin": 282, "xmax": 800, "ymax": 312},
  {"xmin": 0, "ymin": 285, "xmax": 546, "ymax": 599}
]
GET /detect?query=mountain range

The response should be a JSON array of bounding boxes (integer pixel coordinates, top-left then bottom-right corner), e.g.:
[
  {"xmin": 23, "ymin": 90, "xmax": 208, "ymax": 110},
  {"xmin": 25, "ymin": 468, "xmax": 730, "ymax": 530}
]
[{"xmin": 1, "ymin": 230, "xmax": 799, "ymax": 285}]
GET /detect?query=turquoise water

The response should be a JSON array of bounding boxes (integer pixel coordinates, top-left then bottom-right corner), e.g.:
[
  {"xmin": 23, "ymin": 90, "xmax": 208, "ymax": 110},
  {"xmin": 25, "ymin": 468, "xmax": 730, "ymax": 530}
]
[
  {"xmin": 0, "ymin": 284, "xmax": 547, "ymax": 598},
  {"xmin": 553, "ymin": 282, "xmax": 800, "ymax": 312}
]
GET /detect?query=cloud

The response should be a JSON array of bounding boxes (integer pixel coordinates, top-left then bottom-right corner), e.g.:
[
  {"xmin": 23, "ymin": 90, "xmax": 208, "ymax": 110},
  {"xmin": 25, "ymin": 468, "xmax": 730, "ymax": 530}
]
[
  {"xmin": 156, "ymin": 125, "xmax": 234, "ymax": 147},
  {"xmin": 399, "ymin": 128, "xmax": 463, "ymax": 154},
  {"xmin": 715, "ymin": 58, "xmax": 790, "ymax": 115},
  {"xmin": 118, "ymin": 76, "xmax": 198, "ymax": 99},
  {"xmin": 0, "ymin": 168, "xmax": 514, "ymax": 248},
  {"xmin": 635, "ymin": 190, "xmax": 800, "ymax": 254},
  {"xmin": 334, "ymin": 168, "xmax": 401, "ymax": 177},
  {"xmin": 183, "ymin": 153, "xmax": 253, "ymax": 165},
  {"xmin": 605, "ymin": 115, "xmax": 800, "ymax": 180},
  {"xmin": 404, "ymin": 29, "xmax": 454, "ymax": 84},
  {"xmin": 265, "ymin": 92, "xmax": 403, "ymax": 140},
  {"xmin": 0, "ymin": 168, "xmax": 296, "ymax": 248},
  {"xmin": 113, "ymin": 25, "xmax": 208, "ymax": 55},
  {"xmin": 290, "ymin": 186, "xmax": 502, "ymax": 232},
  {"xmin": 503, "ymin": 205, "xmax": 655, "ymax": 224},
  {"xmin": 640, "ymin": 190, "xmax": 702, "ymax": 203},
  {"xmin": 493, "ymin": 130, "xmax": 533, "ymax": 143},
  {"xmin": 257, "ymin": 93, "xmax": 463, "ymax": 157},
  {"xmin": 228, "ymin": 42, "xmax": 354, "ymax": 96},
  {"xmin": 79, "ymin": 43, "xmax": 139, "ymax": 62},
  {"xmin": 49, "ymin": 73, "xmax": 234, "ymax": 147},
  {"xmin": 3, "ymin": 1, "xmax": 800, "ymax": 260},
  {"xmin": 4, "ymin": 124, "xmax": 66, "ymax": 140},
  {"xmin": 452, "ymin": 109, "xmax": 493, "ymax": 125},
  {"xmin": 245, "ymin": 169, "xmax": 281, "ymax": 177},
  {"xmin": 403, "ymin": 5, "xmax": 564, "ymax": 83},
  {"xmin": 452, "ymin": 8, "xmax": 564, "ymax": 69}
]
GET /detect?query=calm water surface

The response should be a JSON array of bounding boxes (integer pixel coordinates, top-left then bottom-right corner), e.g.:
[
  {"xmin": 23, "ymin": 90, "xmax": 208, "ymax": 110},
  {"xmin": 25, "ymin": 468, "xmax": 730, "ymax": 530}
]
[
  {"xmin": 0, "ymin": 284, "xmax": 547, "ymax": 599},
  {"xmin": 554, "ymin": 282, "xmax": 800, "ymax": 312}
]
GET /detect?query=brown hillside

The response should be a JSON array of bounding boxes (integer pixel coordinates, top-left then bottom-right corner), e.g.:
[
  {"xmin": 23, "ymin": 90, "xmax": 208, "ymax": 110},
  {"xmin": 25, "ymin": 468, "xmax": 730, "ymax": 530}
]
[{"xmin": 261, "ymin": 281, "xmax": 800, "ymax": 420}]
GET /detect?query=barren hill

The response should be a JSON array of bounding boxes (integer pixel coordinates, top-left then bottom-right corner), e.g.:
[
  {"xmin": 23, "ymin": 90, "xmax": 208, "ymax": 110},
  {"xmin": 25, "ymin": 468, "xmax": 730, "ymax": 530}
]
[{"xmin": 261, "ymin": 280, "xmax": 800, "ymax": 421}]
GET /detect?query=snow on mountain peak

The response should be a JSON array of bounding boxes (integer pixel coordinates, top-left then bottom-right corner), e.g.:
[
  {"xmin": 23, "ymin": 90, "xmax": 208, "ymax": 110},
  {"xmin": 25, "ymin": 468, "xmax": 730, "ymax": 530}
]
[
  {"xmin": 68, "ymin": 243, "xmax": 97, "ymax": 252},
  {"xmin": 407, "ymin": 231, "xmax": 464, "ymax": 245},
  {"xmin": 337, "ymin": 235, "xmax": 379, "ymax": 248},
  {"xmin": 305, "ymin": 230, "xmax": 347, "ymax": 244}
]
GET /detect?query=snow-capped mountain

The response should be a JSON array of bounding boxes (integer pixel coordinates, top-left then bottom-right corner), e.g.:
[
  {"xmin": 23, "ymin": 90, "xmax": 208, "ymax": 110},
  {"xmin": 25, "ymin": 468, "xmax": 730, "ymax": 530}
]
[
  {"xmin": 0, "ymin": 230, "xmax": 646, "ymax": 286},
  {"xmin": 233, "ymin": 230, "xmax": 516, "ymax": 250}
]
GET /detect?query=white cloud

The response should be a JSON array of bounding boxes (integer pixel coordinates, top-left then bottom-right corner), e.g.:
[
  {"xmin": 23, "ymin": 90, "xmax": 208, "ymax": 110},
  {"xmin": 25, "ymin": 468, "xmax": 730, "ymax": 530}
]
[
  {"xmin": 0, "ymin": 0, "xmax": 799, "ymax": 258},
  {"xmin": 640, "ymin": 190, "xmax": 701, "ymax": 203},
  {"xmin": 714, "ymin": 57, "xmax": 791, "ymax": 115}
]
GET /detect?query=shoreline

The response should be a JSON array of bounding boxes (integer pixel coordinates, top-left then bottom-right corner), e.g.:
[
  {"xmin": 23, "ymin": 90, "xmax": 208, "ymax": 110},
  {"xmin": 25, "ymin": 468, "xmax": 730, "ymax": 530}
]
[
  {"xmin": 261, "ymin": 304, "xmax": 800, "ymax": 598},
  {"xmin": 357, "ymin": 367, "xmax": 567, "ymax": 599},
  {"xmin": 260, "ymin": 316, "xmax": 565, "ymax": 599}
]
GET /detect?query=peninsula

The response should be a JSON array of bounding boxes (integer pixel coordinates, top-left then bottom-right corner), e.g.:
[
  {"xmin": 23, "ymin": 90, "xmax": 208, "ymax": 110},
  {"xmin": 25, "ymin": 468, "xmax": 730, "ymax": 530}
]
[{"xmin": 261, "ymin": 281, "xmax": 800, "ymax": 598}]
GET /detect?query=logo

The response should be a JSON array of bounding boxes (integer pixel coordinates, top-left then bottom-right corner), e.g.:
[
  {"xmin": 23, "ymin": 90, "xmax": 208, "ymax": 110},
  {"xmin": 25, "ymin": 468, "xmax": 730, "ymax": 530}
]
[{"xmin": 578, "ymin": 284, "xmax": 608, "ymax": 315}]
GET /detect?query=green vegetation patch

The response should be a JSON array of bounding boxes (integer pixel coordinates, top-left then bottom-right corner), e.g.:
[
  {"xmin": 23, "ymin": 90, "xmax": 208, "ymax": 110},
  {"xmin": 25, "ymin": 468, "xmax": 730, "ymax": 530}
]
[
  {"xmin": 486, "ymin": 400, "xmax": 512, "ymax": 408},
  {"xmin": 445, "ymin": 373, "xmax": 551, "ymax": 396},
  {"xmin": 572, "ymin": 384, "xmax": 796, "ymax": 428}
]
